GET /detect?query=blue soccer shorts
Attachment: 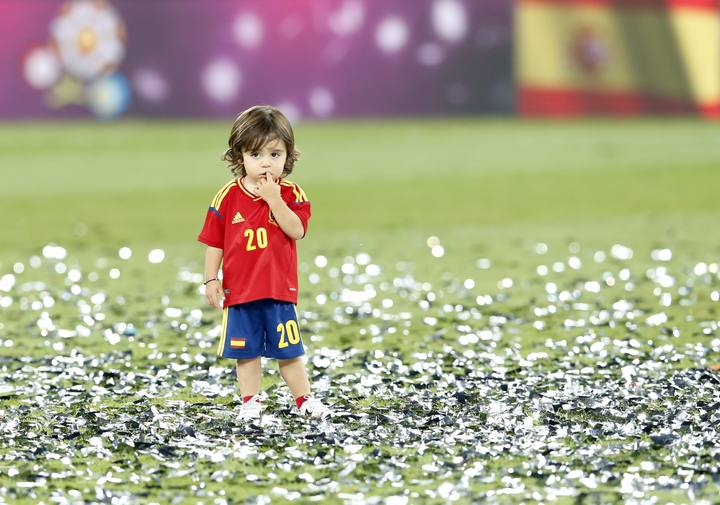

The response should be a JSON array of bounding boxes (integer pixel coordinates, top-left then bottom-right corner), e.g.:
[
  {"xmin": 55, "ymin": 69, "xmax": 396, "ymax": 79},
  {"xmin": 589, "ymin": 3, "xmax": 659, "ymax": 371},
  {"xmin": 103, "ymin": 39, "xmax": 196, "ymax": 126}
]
[{"xmin": 216, "ymin": 299, "xmax": 305, "ymax": 360}]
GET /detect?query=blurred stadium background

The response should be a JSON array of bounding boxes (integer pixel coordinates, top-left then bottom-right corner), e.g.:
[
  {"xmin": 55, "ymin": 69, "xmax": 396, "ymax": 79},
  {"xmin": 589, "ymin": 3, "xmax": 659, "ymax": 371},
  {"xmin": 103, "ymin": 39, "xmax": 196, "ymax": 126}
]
[
  {"xmin": 2, "ymin": 0, "xmax": 718, "ymax": 120},
  {"xmin": 3, "ymin": 0, "xmax": 511, "ymax": 119},
  {"xmin": 2, "ymin": 0, "xmax": 718, "ymax": 253}
]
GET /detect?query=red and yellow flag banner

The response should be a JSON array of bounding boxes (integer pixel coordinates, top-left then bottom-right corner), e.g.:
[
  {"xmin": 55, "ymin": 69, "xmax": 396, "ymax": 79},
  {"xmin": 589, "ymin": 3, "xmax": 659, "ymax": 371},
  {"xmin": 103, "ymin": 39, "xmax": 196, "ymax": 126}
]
[{"xmin": 516, "ymin": 0, "xmax": 720, "ymax": 116}]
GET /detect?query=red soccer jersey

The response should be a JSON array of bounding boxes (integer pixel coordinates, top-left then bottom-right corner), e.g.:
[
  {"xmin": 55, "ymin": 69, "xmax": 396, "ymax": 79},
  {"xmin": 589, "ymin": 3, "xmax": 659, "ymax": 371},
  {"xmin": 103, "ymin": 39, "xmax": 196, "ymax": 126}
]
[{"xmin": 197, "ymin": 178, "xmax": 311, "ymax": 307}]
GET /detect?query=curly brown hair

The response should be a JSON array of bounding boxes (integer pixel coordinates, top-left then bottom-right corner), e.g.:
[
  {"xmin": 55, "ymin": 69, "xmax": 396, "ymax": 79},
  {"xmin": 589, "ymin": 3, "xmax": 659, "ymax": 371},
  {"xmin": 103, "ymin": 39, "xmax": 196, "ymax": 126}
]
[{"xmin": 222, "ymin": 105, "xmax": 300, "ymax": 178}]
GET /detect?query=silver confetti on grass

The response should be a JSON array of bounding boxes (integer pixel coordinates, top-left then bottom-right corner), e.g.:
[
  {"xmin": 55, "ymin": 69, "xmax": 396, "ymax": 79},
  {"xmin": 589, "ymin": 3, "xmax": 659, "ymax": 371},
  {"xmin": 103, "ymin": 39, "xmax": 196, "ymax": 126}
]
[{"xmin": 2, "ymin": 245, "xmax": 720, "ymax": 504}]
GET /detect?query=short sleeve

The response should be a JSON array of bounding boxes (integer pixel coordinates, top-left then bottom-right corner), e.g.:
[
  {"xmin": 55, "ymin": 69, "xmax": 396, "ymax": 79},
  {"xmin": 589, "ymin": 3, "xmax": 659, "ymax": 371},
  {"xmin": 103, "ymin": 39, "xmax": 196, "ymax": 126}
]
[
  {"xmin": 198, "ymin": 206, "xmax": 224, "ymax": 248},
  {"xmin": 282, "ymin": 181, "xmax": 311, "ymax": 236},
  {"xmin": 198, "ymin": 182, "xmax": 234, "ymax": 248}
]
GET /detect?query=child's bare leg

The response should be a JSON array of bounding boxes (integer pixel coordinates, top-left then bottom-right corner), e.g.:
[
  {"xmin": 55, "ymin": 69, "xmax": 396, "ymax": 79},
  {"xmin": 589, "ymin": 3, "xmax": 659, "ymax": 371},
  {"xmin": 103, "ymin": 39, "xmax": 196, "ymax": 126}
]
[
  {"xmin": 235, "ymin": 357, "xmax": 262, "ymax": 396},
  {"xmin": 278, "ymin": 357, "xmax": 311, "ymax": 398}
]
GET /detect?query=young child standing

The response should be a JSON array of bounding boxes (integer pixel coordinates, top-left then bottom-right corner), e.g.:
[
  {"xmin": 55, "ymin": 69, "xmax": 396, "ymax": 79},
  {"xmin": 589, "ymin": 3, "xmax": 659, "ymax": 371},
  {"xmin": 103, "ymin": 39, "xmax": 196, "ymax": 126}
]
[{"xmin": 198, "ymin": 105, "xmax": 329, "ymax": 421}]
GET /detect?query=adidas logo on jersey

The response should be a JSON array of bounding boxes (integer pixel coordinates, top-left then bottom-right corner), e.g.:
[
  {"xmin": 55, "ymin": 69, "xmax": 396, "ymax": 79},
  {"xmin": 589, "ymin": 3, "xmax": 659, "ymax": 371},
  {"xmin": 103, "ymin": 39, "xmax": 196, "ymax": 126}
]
[{"xmin": 232, "ymin": 212, "xmax": 245, "ymax": 224}]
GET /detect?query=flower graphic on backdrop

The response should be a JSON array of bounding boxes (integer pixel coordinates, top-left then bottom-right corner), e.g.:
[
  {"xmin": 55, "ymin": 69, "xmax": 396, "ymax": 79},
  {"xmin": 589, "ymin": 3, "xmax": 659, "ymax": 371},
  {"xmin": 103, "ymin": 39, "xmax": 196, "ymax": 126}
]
[
  {"xmin": 51, "ymin": 0, "xmax": 126, "ymax": 80},
  {"xmin": 22, "ymin": 0, "xmax": 131, "ymax": 118}
]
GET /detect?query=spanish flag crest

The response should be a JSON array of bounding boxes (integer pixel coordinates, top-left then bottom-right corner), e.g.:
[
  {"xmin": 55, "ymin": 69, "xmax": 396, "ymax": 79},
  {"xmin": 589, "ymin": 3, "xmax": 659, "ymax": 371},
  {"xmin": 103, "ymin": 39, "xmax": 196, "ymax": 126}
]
[{"xmin": 230, "ymin": 337, "xmax": 246, "ymax": 349}]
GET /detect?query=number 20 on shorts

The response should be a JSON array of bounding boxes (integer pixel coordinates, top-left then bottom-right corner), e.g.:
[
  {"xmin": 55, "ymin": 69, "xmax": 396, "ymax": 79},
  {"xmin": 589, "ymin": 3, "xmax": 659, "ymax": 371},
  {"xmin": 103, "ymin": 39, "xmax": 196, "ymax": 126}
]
[
  {"xmin": 277, "ymin": 320, "xmax": 301, "ymax": 348},
  {"xmin": 244, "ymin": 227, "xmax": 268, "ymax": 250}
]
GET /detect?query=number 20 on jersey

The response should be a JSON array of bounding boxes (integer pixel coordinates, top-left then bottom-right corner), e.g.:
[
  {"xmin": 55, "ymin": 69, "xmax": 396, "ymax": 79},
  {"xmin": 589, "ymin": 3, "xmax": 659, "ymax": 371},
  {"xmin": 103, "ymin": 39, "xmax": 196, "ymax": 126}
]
[{"xmin": 244, "ymin": 227, "xmax": 268, "ymax": 250}]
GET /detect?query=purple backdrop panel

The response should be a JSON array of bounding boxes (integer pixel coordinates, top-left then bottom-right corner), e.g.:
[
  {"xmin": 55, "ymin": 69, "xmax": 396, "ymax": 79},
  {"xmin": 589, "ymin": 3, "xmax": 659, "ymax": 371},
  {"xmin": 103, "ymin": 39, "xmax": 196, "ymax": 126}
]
[{"xmin": 0, "ymin": 0, "xmax": 512, "ymax": 119}]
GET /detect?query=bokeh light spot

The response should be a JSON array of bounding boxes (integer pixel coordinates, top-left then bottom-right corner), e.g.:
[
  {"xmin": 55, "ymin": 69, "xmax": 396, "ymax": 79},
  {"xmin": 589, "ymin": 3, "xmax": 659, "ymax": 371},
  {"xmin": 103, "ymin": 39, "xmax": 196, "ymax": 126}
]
[
  {"xmin": 233, "ymin": 12, "xmax": 263, "ymax": 49},
  {"xmin": 328, "ymin": 0, "xmax": 364, "ymax": 36},
  {"xmin": 133, "ymin": 68, "xmax": 169, "ymax": 103},
  {"xmin": 118, "ymin": 247, "xmax": 132, "ymax": 260},
  {"xmin": 432, "ymin": 0, "xmax": 468, "ymax": 43},
  {"xmin": 376, "ymin": 16, "xmax": 409, "ymax": 54},
  {"xmin": 309, "ymin": 87, "xmax": 334, "ymax": 117},
  {"xmin": 274, "ymin": 101, "xmax": 301, "ymax": 123},
  {"xmin": 42, "ymin": 245, "xmax": 67, "ymax": 260},
  {"xmin": 148, "ymin": 249, "xmax": 165, "ymax": 264},
  {"xmin": 426, "ymin": 236, "xmax": 441, "ymax": 248},
  {"xmin": 23, "ymin": 47, "xmax": 62, "ymax": 89},
  {"xmin": 202, "ymin": 59, "xmax": 241, "ymax": 104}
]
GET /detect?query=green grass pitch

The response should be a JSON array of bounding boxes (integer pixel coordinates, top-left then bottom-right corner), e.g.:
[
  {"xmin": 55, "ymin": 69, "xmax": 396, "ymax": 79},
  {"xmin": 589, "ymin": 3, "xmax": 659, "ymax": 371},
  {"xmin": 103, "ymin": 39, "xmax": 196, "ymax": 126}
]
[{"xmin": 0, "ymin": 119, "xmax": 719, "ymax": 504}]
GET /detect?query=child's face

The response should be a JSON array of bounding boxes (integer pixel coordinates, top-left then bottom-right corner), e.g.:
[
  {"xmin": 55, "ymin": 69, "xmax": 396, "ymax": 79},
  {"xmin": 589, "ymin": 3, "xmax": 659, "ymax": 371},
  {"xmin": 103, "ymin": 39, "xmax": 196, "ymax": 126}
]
[{"xmin": 242, "ymin": 137, "xmax": 287, "ymax": 183}]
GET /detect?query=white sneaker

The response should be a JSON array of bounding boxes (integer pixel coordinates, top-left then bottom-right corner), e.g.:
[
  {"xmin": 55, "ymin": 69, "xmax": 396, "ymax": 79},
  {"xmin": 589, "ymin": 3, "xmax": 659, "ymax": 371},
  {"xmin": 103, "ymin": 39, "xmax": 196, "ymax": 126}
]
[
  {"xmin": 297, "ymin": 396, "xmax": 330, "ymax": 419},
  {"xmin": 238, "ymin": 395, "xmax": 262, "ymax": 423}
]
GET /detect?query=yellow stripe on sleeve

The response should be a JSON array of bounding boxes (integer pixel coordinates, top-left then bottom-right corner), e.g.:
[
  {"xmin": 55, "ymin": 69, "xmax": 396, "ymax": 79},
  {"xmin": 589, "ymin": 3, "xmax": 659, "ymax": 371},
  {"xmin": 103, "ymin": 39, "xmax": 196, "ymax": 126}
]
[
  {"xmin": 211, "ymin": 182, "xmax": 228, "ymax": 208},
  {"xmin": 211, "ymin": 180, "xmax": 236, "ymax": 209},
  {"xmin": 281, "ymin": 180, "xmax": 308, "ymax": 203}
]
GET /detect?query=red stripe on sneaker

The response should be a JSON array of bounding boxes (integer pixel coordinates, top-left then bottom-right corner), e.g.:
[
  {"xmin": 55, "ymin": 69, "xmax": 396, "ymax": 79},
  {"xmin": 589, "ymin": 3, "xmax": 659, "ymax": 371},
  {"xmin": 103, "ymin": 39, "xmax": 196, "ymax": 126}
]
[{"xmin": 295, "ymin": 395, "xmax": 310, "ymax": 409}]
